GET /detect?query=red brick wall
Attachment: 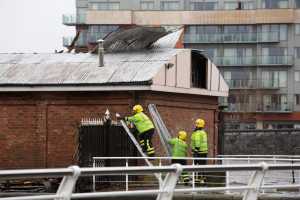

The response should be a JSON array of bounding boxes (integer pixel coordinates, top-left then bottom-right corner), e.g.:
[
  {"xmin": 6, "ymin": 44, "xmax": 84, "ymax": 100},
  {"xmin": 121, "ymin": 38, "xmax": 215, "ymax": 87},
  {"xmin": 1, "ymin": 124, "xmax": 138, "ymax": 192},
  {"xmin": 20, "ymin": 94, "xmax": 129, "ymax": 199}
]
[{"xmin": 0, "ymin": 91, "xmax": 219, "ymax": 169}]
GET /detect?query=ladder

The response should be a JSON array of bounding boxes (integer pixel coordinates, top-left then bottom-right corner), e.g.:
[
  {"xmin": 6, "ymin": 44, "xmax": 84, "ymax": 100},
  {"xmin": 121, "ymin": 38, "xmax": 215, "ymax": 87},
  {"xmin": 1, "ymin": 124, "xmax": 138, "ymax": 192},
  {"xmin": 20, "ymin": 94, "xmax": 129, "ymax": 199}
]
[
  {"xmin": 148, "ymin": 104, "xmax": 172, "ymax": 157},
  {"xmin": 120, "ymin": 120, "xmax": 163, "ymax": 184}
]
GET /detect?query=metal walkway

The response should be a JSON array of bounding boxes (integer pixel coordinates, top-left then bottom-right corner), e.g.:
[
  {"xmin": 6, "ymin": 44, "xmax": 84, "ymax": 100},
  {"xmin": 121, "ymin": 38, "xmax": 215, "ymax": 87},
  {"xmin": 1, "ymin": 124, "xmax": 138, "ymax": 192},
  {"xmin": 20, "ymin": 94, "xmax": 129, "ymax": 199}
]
[{"xmin": 1, "ymin": 163, "xmax": 300, "ymax": 200}]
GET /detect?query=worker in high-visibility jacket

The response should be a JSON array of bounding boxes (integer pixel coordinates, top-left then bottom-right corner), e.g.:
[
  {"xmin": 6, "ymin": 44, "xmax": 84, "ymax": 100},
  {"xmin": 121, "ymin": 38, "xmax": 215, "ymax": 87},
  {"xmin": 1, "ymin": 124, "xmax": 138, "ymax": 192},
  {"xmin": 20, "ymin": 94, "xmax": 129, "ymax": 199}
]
[
  {"xmin": 168, "ymin": 131, "xmax": 190, "ymax": 184},
  {"xmin": 125, "ymin": 105, "xmax": 155, "ymax": 157},
  {"xmin": 191, "ymin": 118, "xmax": 208, "ymax": 183}
]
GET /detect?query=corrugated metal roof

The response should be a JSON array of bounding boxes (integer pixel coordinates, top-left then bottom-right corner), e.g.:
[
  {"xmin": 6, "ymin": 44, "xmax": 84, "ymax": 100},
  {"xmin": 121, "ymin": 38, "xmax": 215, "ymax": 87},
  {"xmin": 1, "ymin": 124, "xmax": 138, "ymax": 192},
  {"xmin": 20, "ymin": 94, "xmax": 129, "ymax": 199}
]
[
  {"xmin": 0, "ymin": 48, "xmax": 181, "ymax": 86},
  {"xmin": 152, "ymin": 29, "xmax": 183, "ymax": 49}
]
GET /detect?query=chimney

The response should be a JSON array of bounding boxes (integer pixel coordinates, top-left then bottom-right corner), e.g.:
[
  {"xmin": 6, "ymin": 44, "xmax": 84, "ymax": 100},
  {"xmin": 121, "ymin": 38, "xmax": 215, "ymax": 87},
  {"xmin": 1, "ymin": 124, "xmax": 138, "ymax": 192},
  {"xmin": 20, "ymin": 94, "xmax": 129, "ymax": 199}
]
[{"xmin": 97, "ymin": 39, "xmax": 104, "ymax": 67}]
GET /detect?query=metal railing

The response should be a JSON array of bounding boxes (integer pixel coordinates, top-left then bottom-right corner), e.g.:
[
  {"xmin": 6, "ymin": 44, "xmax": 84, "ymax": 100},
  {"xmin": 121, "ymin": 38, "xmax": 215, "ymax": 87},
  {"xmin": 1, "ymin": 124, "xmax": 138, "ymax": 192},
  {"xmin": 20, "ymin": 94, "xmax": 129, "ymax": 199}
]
[
  {"xmin": 224, "ymin": 79, "xmax": 281, "ymax": 89},
  {"xmin": 184, "ymin": 32, "xmax": 279, "ymax": 44},
  {"xmin": 1, "ymin": 161, "xmax": 300, "ymax": 200},
  {"xmin": 62, "ymin": 14, "xmax": 86, "ymax": 25},
  {"xmin": 257, "ymin": 55, "xmax": 293, "ymax": 65},
  {"xmin": 225, "ymin": 102, "xmax": 293, "ymax": 113}
]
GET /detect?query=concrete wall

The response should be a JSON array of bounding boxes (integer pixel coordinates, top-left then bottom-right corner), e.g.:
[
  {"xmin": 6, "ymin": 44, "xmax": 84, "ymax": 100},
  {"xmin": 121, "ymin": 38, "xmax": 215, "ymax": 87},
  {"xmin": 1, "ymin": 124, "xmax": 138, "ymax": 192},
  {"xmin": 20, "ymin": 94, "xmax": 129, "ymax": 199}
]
[
  {"xmin": 0, "ymin": 91, "xmax": 219, "ymax": 169},
  {"xmin": 224, "ymin": 130, "xmax": 300, "ymax": 155}
]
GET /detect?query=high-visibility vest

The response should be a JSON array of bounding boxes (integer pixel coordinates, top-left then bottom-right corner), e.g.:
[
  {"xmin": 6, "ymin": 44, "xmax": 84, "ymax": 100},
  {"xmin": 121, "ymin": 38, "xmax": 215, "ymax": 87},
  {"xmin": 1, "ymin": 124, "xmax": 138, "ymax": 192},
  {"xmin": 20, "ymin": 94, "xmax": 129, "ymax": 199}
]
[
  {"xmin": 126, "ymin": 112, "xmax": 154, "ymax": 134},
  {"xmin": 191, "ymin": 130, "xmax": 208, "ymax": 153},
  {"xmin": 168, "ymin": 138, "xmax": 188, "ymax": 157}
]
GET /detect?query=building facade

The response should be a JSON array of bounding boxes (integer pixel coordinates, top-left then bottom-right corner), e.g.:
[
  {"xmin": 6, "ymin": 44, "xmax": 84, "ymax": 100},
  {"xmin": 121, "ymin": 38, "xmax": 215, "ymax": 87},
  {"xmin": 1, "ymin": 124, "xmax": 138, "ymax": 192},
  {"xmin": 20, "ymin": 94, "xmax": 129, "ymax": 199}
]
[
  {"xmin": 0, "ymin": 43, "xmax": 228, "ymax": 168},
  {"xmin": 64, "ymin": 0, "xmax": 300, "ymax": 130}
]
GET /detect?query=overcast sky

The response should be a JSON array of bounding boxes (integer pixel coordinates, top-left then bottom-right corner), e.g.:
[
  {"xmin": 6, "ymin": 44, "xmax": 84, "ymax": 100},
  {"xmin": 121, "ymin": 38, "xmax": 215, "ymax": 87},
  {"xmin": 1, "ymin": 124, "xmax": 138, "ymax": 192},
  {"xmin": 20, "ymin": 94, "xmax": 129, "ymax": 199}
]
[{"xmin": 0, "ymin": 0, "xmax": 75, "ymax": 53}]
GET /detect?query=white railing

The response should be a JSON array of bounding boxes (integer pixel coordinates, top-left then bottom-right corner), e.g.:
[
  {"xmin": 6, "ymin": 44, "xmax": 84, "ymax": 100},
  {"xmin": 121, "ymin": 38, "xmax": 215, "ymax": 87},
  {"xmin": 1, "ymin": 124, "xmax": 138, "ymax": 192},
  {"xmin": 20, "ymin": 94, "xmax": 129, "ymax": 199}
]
[
  {"xmin": 92, "ymin": 156, "xmax": 300, "ymax": 196},
  {"xmin": 1, "ymin": 162, "xmax": 300, "ymax": 200}
]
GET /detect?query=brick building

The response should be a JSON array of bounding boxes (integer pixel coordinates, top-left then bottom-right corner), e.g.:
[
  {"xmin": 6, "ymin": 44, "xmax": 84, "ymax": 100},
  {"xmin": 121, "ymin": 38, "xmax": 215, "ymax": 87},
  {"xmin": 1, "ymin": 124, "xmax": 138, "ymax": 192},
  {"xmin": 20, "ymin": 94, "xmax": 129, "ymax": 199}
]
[{"xmin": 0, "ymin": 33, "xmax": 228, "ymax": 169}]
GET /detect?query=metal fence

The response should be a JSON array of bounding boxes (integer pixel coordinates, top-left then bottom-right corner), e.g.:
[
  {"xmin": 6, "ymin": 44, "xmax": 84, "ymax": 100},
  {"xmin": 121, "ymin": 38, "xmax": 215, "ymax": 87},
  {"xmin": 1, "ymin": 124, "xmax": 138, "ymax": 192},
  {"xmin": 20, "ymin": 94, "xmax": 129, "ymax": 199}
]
[
  {"xmin": 1, "ymin": 162, "xmax": 300, "ymax": 200},
  {"xmin": 92, "ymin": 156, "xmax": 300, "ymax": 195}
]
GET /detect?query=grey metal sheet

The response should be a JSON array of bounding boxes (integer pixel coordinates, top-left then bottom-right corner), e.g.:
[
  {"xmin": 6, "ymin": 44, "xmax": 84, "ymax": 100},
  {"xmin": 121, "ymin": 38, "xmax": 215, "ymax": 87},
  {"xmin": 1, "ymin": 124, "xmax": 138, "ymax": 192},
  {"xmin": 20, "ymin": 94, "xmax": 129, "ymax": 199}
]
[{"xmin": 0, "ymin": 48, "xmax": 182, "ymax": 85}]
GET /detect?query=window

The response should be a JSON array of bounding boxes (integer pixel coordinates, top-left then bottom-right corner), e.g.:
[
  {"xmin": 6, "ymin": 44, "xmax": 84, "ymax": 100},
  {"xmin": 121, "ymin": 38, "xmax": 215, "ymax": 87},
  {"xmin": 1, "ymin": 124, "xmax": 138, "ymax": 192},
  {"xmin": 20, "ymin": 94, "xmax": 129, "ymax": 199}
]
[
  {"xmin": 224, "ymin": 1, "xmax": 255, "ymax": 10},
  {"xmin": 160, "ymin": 1, "xmax": 180, "ymax": 10},
  {"xmin": 279, "ymin": 25, "xmax": 288, "ymax": 40},
  {"xmin": 296, "ymin": 0, "xmax": 300, "ymax": 8},
  {"xmin": 262, "ymin": 0, "xmax": 289, "ymax": 8},
  {"xmin": 88, "ymin": 25, "xmax": 119, "ymax": 42},
  {"xmin": 89, "ymin": 2, "xmax": 120, "ymax": 10},
  {"xmin": 224, "ymin": 25, "xmax": 255, "ymax": 33},
  {"xmin": 295, "ymin": 71, "xmax": 300, "ymax": 82},
  {"xmin": 295, "ymin": 94, "xmax": 300, "ymax": 105},
  {"xmin": 191, "ymin": 51, "xmax": 207, "ymax": 88},
  {"xmin": 295, "ymin": 48, "xmax": 300, "ymax": 58},
  {"xmin": 223, "ymin": 48, "xmax": 253, "ymax": 65},
  {"xmin": 262, "ymin": 71, "xmax": 287, "ymax": 87},
  {"xmin": 262, "ymin": 94, "xmax": 288, "ymax": 111},
  {"xmin": 224, "ymin": 1, "xmax": 240, "ymax": 10},
  {"xmin": 262, "ymin": 47, "xmax": 287, "ymax": 56},
  {"xmin": 140, "ymin": 1, "xmax": 154, "ymax": 10},
  {"xmin": 190, "ymin": 1, "xmax": 218, "ymax": 10},
  {"xmin": 203, "ymin": 48, "xmax": 218, "ymax": 59},
  {"xmin": 185, "ymin": 25, "xmax": 220, "ymax": 34},
  {"xmin": 295, "ymin": 24, "xmax": 300, "ymax": 35}
]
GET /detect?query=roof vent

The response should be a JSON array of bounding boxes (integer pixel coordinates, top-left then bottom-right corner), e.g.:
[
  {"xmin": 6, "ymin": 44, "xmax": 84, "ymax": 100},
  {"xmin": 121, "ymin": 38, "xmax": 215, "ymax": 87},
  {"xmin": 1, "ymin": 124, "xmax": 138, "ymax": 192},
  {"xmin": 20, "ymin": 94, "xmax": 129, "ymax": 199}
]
[{"xmin": 97, "ymin": 39, "xmax": 104, "ymax": 67}]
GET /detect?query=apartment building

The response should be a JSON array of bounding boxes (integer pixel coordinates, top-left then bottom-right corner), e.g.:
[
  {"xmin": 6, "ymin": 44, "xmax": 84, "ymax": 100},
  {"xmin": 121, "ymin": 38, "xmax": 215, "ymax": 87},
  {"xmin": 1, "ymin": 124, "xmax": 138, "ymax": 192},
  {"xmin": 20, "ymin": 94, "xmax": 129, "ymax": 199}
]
[{"xmin": 63, "ymin": 0, "xmax": 300, "ymax": 130}]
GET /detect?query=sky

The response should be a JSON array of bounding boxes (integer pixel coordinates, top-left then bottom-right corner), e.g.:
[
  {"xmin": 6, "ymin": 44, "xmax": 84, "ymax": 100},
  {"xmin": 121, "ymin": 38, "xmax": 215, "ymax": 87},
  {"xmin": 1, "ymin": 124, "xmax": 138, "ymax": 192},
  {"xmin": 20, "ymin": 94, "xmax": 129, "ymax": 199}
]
[{"xmin": 0, "ymin": 0, "xmax": 75, "ymax": 53}]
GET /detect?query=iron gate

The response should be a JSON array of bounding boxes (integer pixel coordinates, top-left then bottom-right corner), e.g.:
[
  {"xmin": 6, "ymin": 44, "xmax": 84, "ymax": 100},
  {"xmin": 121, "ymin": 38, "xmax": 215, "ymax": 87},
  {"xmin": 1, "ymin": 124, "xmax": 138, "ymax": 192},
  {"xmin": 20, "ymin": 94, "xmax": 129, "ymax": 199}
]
[{"xmin": 76, "ymin": 119, "xmax": 137, "ymax": 190}]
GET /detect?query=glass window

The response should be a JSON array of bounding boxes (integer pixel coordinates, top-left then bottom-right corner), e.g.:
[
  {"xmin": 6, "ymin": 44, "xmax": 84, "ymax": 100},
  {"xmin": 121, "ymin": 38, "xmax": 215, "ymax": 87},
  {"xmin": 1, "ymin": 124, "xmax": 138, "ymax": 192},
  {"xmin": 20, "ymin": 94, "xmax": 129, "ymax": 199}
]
[
  {"xmin": 262, "ymin": 47, "xmax": 287, "ymax": 55},
  {"xmin": 262, "ymin": 0, "xmax": 289, "ymax": 8},
  {"xmin": 203, "ymin": 48, "xmax": 218, "ymax": 59},
  {"xmin": 141, "ymin": 1, "xmax": 155, "ymax": 10},
  {"xmin": 296, "ymin": 0, "xmax": 300, "ymax": 8},
  {"xmin": 190, "ymin": 1, "xmax": 218, "ymax": 10},
  {"xmin": 295, "ymin": 94, "xmax": 300, "ymax": 105},
  {"xmin": 160, "ymin": 1, "xmax": 180, "ymax": 10},
  {"xmin": 295, "ymin": 71, "xmax": 300, "ymax": 81},
  {"xmin": 224, "ymin": 1, "xmax": 239, "ymax": 10},
  {"xmin": 295, "ymin": 24, "xmax": 300, "ymax": 35},
  {"xmin": 295, "ymin": 47, "xmax": 300, "ymax": 58},
  {"xmin": 89, "ymin": 2, "xmax": 120, "ymax": 10},
  {"xmin": 279, "ymin": 25, "xmax": 288, "ymax": 40},
  {"xmin": 262, "ymin": 71, "xmax": 287, "ymax": 87}
]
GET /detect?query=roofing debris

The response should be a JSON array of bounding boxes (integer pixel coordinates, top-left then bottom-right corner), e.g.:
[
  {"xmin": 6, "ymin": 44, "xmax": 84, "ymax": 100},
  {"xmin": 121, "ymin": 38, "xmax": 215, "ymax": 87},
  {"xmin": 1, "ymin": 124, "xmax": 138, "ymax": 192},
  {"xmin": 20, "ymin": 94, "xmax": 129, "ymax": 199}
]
[
  {"xmin": 0, "ymin": 28, "xmax": 184, "ymax": 86},
  {"xmin": 92, "ymin": 26, "xmax": 170, "ymax": 53}
]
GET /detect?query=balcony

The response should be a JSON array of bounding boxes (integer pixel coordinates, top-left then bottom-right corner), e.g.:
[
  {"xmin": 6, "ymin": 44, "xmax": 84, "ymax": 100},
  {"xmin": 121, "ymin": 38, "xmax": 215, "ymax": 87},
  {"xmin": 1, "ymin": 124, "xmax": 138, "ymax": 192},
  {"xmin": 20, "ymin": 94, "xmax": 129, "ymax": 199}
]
[
  {"xmin": 63, "ymin": 37, "xmax": 73, "ymax": 47},
  {"xmin": 88, "ymin": 32, "xmax": 111, "ymax": 43},
  {"xmin": 256, "ymin": 102, "xmax": 293, "ymax": 113},
  {"xmin": 213, "ymin": 56, "xmax": 256, "ymax": 66},
  {"xmin": 184, "ymin": 32, "xmax": 280, "ymax": 44},
  {"xmin": 184, "ymin": 33, "xmax": 222, "ymax": 43},
  {"xmin": 62, "ymin": 36, "xmax": 87, "ymax": 47},
  {"xmin": 225, "ymin": 102, "xmax": 293, "ymax": 113},
  {"xmin": 63, "ymin": 14, "xmax": 86, "ymax": 25},
  {"xmin": 257, "ymin": 55, "xmax": 293, "ymax": 66},
  {"xmin": 225, "ymin": 79, "xmax": 281, "ymax": 89},
  {"xmin": 257, "ymin": 32, "xmax": 280, "ymax": 43}
]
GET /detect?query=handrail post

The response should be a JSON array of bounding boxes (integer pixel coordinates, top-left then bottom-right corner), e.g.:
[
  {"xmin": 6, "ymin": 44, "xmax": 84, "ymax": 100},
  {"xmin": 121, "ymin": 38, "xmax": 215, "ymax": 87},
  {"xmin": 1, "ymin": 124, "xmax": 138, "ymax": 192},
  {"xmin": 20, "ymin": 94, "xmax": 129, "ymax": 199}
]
[
  {"xmin": 55, "ymin": 166, "xmax": 81, "ymax": 200},
  {"xmin": 192, "ymin": 159, "xmax": 195, "ymax": 190},
  {"xmin": 126, "ymin": 159, "xmax": 129, "ymax": 191},
  {"xmin": 159, "ymin": 158, "xmax": 162, "ymax": 189},
  {"xmin": 242, "ymin": 162, "xmax": 268, "ymax": 200},
  {"xmin": 93, "ymin": 158, "xmax": 96, "ymax": 192},
  {"xmin": 156, "ymin": 164, "xmax": 182, "ymax": 200}
]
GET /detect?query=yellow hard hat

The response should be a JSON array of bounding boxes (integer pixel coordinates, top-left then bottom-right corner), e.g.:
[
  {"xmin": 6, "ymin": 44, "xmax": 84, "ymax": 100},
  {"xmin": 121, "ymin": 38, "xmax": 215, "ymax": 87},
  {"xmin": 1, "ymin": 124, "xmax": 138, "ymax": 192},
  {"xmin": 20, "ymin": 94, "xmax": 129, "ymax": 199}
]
[
  {"xmin": 195, "ymin": 118, "xmax": 205, "ymax": 128},
  {"xmin": 178, "ymin": 131, "xmax": 187, "ymax": 141},
  {"xmin": 133, "ymin": 104, "xmax": 143, "ymax": 113}
]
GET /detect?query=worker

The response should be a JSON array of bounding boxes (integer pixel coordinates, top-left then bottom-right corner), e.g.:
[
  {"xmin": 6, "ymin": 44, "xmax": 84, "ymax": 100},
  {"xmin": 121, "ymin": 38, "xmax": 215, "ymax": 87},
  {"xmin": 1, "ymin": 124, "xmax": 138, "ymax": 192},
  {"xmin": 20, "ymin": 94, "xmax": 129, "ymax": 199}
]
[
  {"xmin": 191, "ymin": 118, "xmax": 208, "ymax": 184},
  {"xmin": 125, "ymin": 105, "xmax": 155, "ymax": 157},
  {"xmin": 168, "ymin": 131, "xmax": 189, "ymax": 184}
]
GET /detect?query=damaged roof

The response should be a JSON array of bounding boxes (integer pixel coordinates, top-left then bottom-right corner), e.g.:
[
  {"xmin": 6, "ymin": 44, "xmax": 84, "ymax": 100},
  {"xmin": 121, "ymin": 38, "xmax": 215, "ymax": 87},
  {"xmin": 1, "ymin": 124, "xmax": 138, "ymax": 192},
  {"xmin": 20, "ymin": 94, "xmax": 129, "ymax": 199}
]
[{"xmin": 0, "ymin": 48, "xmax": 181, "ymax": 86}]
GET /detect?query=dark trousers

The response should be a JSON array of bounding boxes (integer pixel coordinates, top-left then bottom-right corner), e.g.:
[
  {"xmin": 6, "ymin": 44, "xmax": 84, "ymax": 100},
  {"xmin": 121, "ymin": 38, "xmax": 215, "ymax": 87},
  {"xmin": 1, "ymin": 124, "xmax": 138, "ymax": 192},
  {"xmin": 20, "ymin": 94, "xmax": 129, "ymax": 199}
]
[
  {"xmin": 171, "ymin": 159, "xmax": 189, "ymax": 183},
  {"xmin": 193, "ymin": 152, "xmax": 208, "ymax": 182},
  {"xmin": 139, "ymin": 128, "xmax": 155, "ymax": 156}
]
